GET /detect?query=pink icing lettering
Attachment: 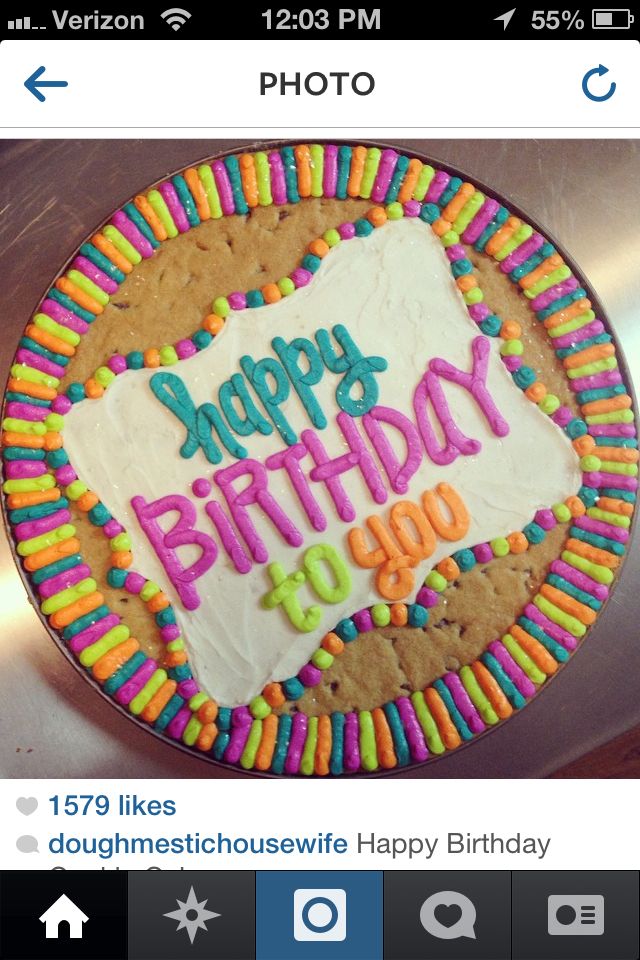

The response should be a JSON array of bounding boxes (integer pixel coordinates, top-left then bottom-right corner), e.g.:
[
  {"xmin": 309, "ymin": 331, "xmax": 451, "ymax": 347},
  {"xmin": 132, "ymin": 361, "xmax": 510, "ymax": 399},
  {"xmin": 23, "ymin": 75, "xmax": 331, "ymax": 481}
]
[
  {"xmin": 204, "ymin": 500, "xmax": 252, "ymax": 574},
  {"xmin": 413, "ymin": 335, "xmax": 509, "ymax": 465},
  {"xmin": 265, "ymin": 444, "xmax": 327, "ymax": 533},
  {"xmin": 430, "ymin": 335, "xmax": 510, "ymax": 438},
  {"xmin": 301, "ymin": 429, "xmax": 355, "ymax": 524},
  {"xmin": 363, "ymin": 406, "xmax": 423, "ymax": 494},
  {"xmin": 131, "ymin": 494, "xmax": 218, "ymax": 610},
  {"xmin": 304, "ymin": 413, "xmax": 387, "ymax": 518},
  {"xmin": 214, "ymin": 459, "xmax": 303, "ymax": 563}
]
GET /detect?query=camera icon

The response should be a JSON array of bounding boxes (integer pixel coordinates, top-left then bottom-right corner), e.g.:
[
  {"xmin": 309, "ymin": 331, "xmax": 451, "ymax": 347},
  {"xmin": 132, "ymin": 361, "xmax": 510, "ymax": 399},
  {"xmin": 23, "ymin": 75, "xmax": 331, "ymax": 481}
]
[{"xmin": 293, "ymin": 888, "xmax": 346, "ymax": 941}]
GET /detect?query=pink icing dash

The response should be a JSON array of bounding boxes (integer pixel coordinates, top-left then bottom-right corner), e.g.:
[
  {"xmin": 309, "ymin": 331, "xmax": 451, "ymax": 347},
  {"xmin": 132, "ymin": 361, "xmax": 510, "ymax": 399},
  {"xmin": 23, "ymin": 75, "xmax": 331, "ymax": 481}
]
[
  {"xmin": 500, "ymin": 232, "xmax": 545, "ymax": 273},
  {"xmin": 298, "ymin": 663, "xmax": 322, "ymax": 687},
  {"xmin": 107, "ymin": 354, "xmax": 127, "ymax": 375},
  {"xmin": 158, "ymin": 183, "xmax": 190, "ymax": 234},
  {"xmin": 55, "ymin": 465, "xmax": 76, "ymax": 485},
  {"xmin": 353, "ymin": 608, "xmax": 374, "ymax": 633},
  {"xmin": 462, "ymin": 198, "xmax": 500, "ymax": 244},
  {"xmin": 488, "ymin": 640, "xmax": 537, "ymax": 696},
  {"xmin": 284, "ymin": 712, "xmax": 308, "ymax": 775},
  {"xmin": 40, "ymin": 298, "xmax": 90, "ymax": 335},
  {"xmin": 72, "ymin": 256, "xmax": 119, "ymax": 294},
  {"xmin": 582, "ymin": 472, "xmax": 637, "ymax": 492},
  {"xmin": 175, "ymin": 339, "xmax": 197, "ymax": 360},
  {"xmin": 467, "ymin": 303, "xmax": 490, "ymax": 324},
  {"xmin": 38, "ymin": 563, "xmax": 92, "ymax": 599},
  {"xmin": 396, "ymin": 696, "xmax": 429, "ymax": 761},
  {"xmin": 588, "ymin": 422, "xmax": 635, "ymax": 438},
  {"xmin": 14, "ymin": 509, "xmax": 71, "ymax": 541},
  {"xmin": 446, "ymin": 244, "xmax": 467, "ymax": 262},
  {"xmin": 268, "ymin": 151, "xmax": 288, "ymax": 205},
  {"xmin": 233, "ymin": 705, "xmax": 253, "ymax": 727},
  {"xmin": 570, "ymin": 370, "xmax": 622, "ymax": 394},
  {"xmin": 549, "ymin": 559, "xmax": 609, "ymax": 600},
  {"xmin": 5, "ymin": 459, "xmax": 47, "ymax": 483},
  {"xmin": 343, "ymin": 712, "xmax": 360, "ymax": 773},
  {"xmin": 574, "ymin": 515, "xmax": 628, "ymax": 543},
  {"xmin": 322, "ymin": 144, "xmax": 338, "ymax": 198},
  {"xmin": 112, "ymin": 211, "xmax": 155, "ymax": 257},
  {"xmin": 51, "ymin": 395, "xmax": 72, "ymax": 415},
  {"xmin": 160, "ymin": 623, "xmax": 180, "ymax": 643},
  {"xmin": 551, "ymin": 405, "xmax": 573, "ymax": 428},
  {"xmin": 15, "ymin": 348, "xmax": 65, "ymax": 379},
  {"xmin": 442, "ymin": 674, "xmax": 485, "ymax": 734},
  {"xmin": 523, "ymin": 604, "xmax": 578, "ymax": 651},
  {"xmin": 530, "ymin": 277, "xmax": 579, "ymax": 312},
  {"xmin": 125, "ymin": 571, "xmax": 146, "ymax": 594},
  {"xmin": 552, "ymin": 319, "xmax": 604, "ymax": 350},
  {"xmin": 178, "ymin": 679, "xmax": 198, "ymax": 699},
  {"xmin": 6, "ymin": 402, "xmax": 49, "ymax": 422},
  {"xmin": 228, "ymin": 292, "xmax": 247, "ymax": 311},
  {"xmin": 502, "ymin": 355, "xmax": 522, "ymax": 373},
  {"xmin": 103, "ymin": 519, "xmax": 124, "ymax": 538},
  {"xmin": 212, "ymin": 161, "xmax": 235, "ymax": 216},
  {"xmin": 224, "ymin": 720, "xmax": 251, "ymax": 764},
  {"xmin": 68, "ymin": 613, "xmax": 120, "ymax": 654},
  {"xmin": 290, "ymin": 268, "xmax": 313, "ymax": 288},
  {"xmin": 534, "ymin": 509, "xmax": 557, "ymax": 531},
  {"xmin": 473, "ymin": 542, "xmax": 494, "ymax": 564},
  {"xmin": 338, "ymin": 222, "xmax": 356, "ymax": 240},
  {"xmin": 416, "ymin": 586, "xmax": 440, "ymax": 608},
  {"xmin": 166, "ymin": 704, "xmax": 191, "ymax": 741},
  {"xmin": 371, "ymin": 149, "xmax": 398, "ymax": 203},
  {"xmin": 115, "ymin": 658, "xmax": 157, "ymax": 706},
  {"xmin": 425, "ymin": 169, "xmax": 450, "ymax": 204}
]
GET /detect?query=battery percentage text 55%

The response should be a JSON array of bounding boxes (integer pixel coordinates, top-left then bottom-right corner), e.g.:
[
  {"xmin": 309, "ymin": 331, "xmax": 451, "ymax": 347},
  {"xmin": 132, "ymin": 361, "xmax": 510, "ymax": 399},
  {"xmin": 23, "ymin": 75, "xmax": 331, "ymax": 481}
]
[{"xmin": 532, "ymin": 9, "xmax": 585, "ymax": 28}]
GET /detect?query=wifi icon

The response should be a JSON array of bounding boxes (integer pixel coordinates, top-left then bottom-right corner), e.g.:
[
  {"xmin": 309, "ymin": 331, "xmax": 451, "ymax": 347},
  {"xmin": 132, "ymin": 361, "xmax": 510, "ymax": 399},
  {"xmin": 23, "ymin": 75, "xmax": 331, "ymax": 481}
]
[{"xmin": 161, "ymin": 7, "xmax": 192, "ymax": 30}]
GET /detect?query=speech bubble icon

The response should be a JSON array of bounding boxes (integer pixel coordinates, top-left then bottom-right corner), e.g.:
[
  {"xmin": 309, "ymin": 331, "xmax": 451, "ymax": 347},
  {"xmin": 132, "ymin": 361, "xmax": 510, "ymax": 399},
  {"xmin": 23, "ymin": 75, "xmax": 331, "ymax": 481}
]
[
  {"xmin": 420, "ymin": 890, "xmax": 476, "ymax": 940},
  {"xmin": 16, "ymin": 835, "xmax": 39, "ymax": 854}
]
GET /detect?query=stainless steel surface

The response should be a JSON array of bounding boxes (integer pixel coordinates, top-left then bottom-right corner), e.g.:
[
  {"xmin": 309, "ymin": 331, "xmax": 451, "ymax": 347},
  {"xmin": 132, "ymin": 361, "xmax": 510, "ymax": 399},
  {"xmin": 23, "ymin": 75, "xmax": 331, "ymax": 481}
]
[{"xmin": 1, "ymin": 139, "xmax": 639, "ymax": 779}]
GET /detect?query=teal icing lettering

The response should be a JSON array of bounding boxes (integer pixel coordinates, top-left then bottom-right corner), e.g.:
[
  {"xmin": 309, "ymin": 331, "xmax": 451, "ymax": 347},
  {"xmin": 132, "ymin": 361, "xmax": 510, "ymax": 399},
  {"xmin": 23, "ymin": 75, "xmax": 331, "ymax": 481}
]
[
  {"xmin": 240, "ymin": 354, "xmax": 296, "ymax": 445},
  {"xmin": 219, "ymin": 373, "xmax": 273, "ymax": 438},
  {"xmin": 150, "ymin": 372, "xmax": 247, "ymax": 464},
  {"xmin": 271, "ymin": 335, "xmax": 327, "ymax": 430},
  {"xmin": 315, "ymin": 324, "xmax": 388, "ymax": 417},
  {"xmin": 149, "ymin": 372, "xmax": 202, "ymax": 459}
]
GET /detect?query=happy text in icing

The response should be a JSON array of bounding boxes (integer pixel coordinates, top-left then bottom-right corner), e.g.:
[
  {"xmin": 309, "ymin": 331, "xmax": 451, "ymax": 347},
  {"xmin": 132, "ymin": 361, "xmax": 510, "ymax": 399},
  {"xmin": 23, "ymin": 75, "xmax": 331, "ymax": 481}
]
[{"xmin": 149, "ymin": 323, "xmax": 388, "ymax": 464}]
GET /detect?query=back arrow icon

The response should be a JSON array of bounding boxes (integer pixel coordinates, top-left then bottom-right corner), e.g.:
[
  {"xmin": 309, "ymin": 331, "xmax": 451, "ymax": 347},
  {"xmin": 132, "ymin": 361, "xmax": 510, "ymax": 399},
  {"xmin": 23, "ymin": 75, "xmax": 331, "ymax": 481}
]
[
  {"xmin": 24, "ymin": 66, "xmax": 68, "ymax": 102},
  {"xmin": 582, "ymin": 64, "xmax": 616, "ymax": 102}
]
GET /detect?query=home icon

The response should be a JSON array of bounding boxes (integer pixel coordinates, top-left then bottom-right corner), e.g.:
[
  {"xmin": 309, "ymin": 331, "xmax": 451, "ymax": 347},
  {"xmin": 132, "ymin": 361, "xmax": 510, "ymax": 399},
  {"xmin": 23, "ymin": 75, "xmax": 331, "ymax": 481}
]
[{"xmin": 39, "ymin": 893, "xmax": 88, "ymax": 939}]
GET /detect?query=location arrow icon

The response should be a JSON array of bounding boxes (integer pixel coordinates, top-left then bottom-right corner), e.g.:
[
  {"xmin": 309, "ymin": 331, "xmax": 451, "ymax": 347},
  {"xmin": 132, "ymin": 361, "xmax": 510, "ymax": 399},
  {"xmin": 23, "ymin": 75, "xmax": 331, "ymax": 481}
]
[
  {"xmin": 494, "ymin": 8, "xmax": 517, "ymax": 29},
  {"xmin": 24, "ymin": 66, "xmax": 68, "ymax": 102}
]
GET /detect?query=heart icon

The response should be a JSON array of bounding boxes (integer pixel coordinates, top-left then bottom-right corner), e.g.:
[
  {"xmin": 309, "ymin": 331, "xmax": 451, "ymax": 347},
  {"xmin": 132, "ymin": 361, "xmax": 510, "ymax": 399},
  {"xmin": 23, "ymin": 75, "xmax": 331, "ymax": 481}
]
[
  {"xmin": 434, "ymin": 903, "xmax": 463, "ymax": 928},
  {"xmin": 16, "ymin": 796, "xmax": 38, "ymax": 816}
]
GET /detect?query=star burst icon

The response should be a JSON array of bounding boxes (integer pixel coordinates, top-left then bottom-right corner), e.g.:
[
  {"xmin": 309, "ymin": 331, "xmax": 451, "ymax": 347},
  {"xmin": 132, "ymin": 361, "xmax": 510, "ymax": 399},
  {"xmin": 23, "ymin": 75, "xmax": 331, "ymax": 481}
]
[{"xmin": 163, "ymin": 885, "xmax": 221, "ymax": 944}]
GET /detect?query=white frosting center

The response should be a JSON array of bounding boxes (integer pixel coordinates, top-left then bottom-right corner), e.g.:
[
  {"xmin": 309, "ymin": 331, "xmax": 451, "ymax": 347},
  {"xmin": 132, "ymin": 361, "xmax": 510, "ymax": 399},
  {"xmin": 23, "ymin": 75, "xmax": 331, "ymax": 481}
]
[{"xmin": 63, "ymin": 219, "xmax": 581, "ymax": 705}]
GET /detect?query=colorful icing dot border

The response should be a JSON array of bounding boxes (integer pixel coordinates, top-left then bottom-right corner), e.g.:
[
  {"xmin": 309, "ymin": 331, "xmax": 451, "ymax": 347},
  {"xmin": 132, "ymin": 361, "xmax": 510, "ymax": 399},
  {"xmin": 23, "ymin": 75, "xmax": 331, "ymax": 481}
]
[{"xmin": 2, "ymin": 143, "xmax": 637, "ymax": 776}]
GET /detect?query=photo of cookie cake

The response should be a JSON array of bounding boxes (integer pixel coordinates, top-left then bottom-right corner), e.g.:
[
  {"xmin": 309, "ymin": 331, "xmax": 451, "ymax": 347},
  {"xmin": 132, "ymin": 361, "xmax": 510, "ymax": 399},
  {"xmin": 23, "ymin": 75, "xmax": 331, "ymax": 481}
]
[{"xmin": 3, "ymin": 142, "xmax": 636, "ymax": 776}]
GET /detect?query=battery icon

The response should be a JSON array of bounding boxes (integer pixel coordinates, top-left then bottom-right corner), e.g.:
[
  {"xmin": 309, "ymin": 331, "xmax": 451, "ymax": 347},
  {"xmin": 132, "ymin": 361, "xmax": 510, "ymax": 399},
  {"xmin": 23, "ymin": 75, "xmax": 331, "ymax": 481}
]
[{"xmin": 592, "ymin": 8, "xmax": 635, "ymax": 27}]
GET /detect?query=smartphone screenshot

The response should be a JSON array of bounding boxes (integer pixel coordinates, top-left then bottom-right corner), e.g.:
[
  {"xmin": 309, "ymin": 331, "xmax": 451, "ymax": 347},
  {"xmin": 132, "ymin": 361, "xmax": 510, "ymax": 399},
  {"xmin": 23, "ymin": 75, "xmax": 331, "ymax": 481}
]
[{"xmin": 0, "ymin": 8, "xmax": 638, "ymax": 960}]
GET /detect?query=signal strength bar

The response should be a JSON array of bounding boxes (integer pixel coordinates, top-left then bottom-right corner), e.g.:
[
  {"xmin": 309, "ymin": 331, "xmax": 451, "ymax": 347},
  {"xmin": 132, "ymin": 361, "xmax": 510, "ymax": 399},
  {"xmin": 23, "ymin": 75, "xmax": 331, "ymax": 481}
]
[{"xmin": 7, "ymin": 17, "xmax": 46, "ymax": 28}]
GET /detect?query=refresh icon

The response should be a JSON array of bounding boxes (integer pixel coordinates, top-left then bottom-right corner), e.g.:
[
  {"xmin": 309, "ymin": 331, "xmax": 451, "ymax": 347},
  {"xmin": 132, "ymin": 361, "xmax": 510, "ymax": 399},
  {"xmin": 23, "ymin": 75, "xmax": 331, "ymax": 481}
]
[{"xmin": 582, "ymin": 64, "xmax": 616, "ymax": 102}]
